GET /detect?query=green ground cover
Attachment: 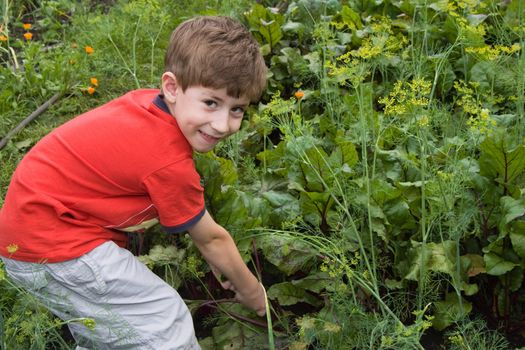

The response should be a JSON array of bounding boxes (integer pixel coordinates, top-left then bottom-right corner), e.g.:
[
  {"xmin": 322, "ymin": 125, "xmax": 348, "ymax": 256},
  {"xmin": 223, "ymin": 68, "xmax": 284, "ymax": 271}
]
[{"xmin": 1, "ymin": 0, "xmax": 525, "ymax": 349}]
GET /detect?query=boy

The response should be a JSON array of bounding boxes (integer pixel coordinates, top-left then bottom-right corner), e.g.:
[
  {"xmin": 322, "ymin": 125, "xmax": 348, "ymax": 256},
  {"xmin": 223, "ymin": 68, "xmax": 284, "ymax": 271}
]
[{"xmin": 0, "ymin": 16, "xmax": 267, "ymax": 349}]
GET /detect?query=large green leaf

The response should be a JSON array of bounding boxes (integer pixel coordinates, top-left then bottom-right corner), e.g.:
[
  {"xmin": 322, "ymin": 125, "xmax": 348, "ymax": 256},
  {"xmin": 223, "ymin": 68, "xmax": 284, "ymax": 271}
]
[
  {"xmin": 300, "ymin": 147, "xmax": 332, "ymax": 192},
  {"xmin": 504, "ymin": 266, "xmax": 524, "ymax": 292},
  {"xmin": 291, "ymin": 272, "xmax": 331, "ymax": 293},
  {"xmin": 500, "ymin": 196, "xmax": 525, "ymax": 225},
  {"xmin": 405, "ymin": 241, "xmax": 458, "ymax": 281},
  {"xmin": 328, "ymin": 138, "xmax": 359, "ymax": 171},
  {"xmin": 244, "ymin": 4, "xmax": 284, "ymax": 49},
  {"xmin": 510, "ymin": 221, "xmax": 525, "ymax": 259},
  {"xmin": 266, "ymin": 281, "xmax": 321, "ymax": 306},
  {"xmin": 211, "ymin": 319, "xmax": 250, "ymax": 349},
  {"xmin": 483, "ymin": 252, "xmax": 519, "ymax": 276},
  {"xmin": 258, "ymin": 233, "xmax": 317, "ymax": 275},
  {"xmin": 383, "ymin": 199, "xmax": 417, "ymax": 232},
  {"xmin": 460, "ymin": 254, "xmax": 486, "ymax": 278},
  {"xmin": 212, "ymin": 187, "xmax": 249, "ymax": 227},
  {"xmin": 195, "ymin": 153, "xmax": 238, "ymax": 203},
  {"xmin": 340, "ymin": 5, "xmax": 363, "ymax": 31},
  {"xmin": 432, "ymin": 293, "xmax": 472, "ymax": 331},
  {"xmin": 479, "ymin": 135, "xmax": 525, "ymax": 185}
]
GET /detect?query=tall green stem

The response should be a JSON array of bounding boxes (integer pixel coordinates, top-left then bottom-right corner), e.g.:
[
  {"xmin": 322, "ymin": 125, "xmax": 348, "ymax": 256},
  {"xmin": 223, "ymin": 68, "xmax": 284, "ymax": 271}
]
[{"xmin": 356, "ymin": 83, "xmax": 378, "ymax": 286}]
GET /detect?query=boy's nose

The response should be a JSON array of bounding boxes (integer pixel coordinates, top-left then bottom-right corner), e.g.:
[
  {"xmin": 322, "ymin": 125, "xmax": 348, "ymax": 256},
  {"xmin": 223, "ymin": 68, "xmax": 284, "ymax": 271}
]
[{"xmin": 210, "ymin": 111, "xmax": 230, "ymax": 135}]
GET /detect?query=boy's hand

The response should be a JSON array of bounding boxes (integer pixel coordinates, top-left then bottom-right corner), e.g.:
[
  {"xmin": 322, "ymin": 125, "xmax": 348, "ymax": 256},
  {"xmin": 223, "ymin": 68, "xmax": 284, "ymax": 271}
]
[
  {"xmin": 234, "ymin": 282, "xmax": 266, "ymax": 317},
  {"xmin": 190, "ymin": 213, "xmax": 267, "ymax": 316},
  {"xmin": 210, "ymin": 264, "xmax": 235, "ymax": 291},
  {"xmin": 210, "ymin": 263, "xmax": 266, "ymax": 316}
]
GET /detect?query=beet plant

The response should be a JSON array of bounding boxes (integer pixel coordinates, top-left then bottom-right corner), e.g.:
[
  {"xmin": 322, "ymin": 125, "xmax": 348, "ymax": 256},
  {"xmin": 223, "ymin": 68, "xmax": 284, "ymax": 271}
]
[{"xmin": 1, "ymin": 0, "xmax": 524, "ymax": 349}]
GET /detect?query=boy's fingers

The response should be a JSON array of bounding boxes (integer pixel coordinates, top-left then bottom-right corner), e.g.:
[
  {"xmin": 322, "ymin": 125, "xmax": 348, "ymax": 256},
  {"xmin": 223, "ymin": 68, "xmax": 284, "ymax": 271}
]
[
  {"xmin": 210, "ymin": 265, "xmax": 221, "ymax": 279},
  {"xmin": 256, "ymin": 308, "xmax": 266, "ymax": 317},
  {"xmin": 221, "ymin": 280, "xmax": 235, "ymax": 291}
]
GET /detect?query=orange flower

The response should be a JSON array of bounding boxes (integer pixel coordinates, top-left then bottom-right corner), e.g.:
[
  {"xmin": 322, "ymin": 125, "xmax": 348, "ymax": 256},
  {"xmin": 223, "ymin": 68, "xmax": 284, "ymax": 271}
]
[
  {"xmin": 0, "ymin": 34, "xmax": 7, "ymax": 42},
  {"xmin": 22, "ymin": 23, "xmax": 32, "ymax": 30},
  {"xmin": 294, "ymin": 90, "xmax": 305, "ymax": 99},
  {"xmin": 87, "ymin": 86, "xmax": 96, "ymax": 95},
  {"xmin": 23, "ymin": 32, "xmax": 33, "ymax": 40},
  {"xmin": 85, "ymin": 45, "xmax": 94, "ymax": 54},
  {"xmin": 90, "ymin": 77, "xmax": 99, "ymax": 87}
]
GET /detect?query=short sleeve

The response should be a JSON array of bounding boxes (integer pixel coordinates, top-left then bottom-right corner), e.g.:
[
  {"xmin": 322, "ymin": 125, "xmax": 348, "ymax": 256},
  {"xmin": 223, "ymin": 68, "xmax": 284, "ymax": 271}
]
[{"xmin": 142, "ymin": 158, "xmax": 205, "ymax": 233}]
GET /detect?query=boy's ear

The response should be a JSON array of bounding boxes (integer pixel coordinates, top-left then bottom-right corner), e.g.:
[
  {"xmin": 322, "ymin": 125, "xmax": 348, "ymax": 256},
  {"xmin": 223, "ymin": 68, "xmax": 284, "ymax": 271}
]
[{"xmin": 161, "ymin": 72, "xmax": 179, "ymax": 103}]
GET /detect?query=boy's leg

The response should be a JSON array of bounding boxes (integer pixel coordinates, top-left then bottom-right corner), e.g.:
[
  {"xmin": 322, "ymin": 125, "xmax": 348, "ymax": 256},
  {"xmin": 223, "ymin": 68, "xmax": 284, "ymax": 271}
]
[{"xmin": 1, "ymin": 241, "xmax": 200, "ymax": 350}]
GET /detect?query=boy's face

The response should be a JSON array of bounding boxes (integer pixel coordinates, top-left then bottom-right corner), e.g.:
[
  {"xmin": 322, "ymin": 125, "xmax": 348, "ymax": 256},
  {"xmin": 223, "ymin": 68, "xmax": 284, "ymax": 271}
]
[{"xmin": 163, "ymin": 74, "xmax": 249, "ymax": 153}]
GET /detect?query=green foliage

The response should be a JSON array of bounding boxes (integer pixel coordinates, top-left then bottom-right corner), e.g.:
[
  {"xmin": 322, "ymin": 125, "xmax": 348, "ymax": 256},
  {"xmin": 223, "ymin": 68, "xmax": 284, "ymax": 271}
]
[
  {"xmin": 0, "ymin": 263, "xmax": 70, "ymax": 349},
  {"xmin": 2, "ymin": 0, "xmax": 525, "ymax": 348},
  {"xmin": 444, "ymin": 318, "xmax": 510, "ymax": 350}
]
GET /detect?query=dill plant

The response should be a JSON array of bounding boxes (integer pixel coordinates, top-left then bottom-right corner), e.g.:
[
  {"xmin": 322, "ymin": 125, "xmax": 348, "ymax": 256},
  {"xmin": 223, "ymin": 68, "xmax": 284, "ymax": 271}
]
[{"xmin": 1, "ymin": 0, "xmax": 525, "ymax": 348}]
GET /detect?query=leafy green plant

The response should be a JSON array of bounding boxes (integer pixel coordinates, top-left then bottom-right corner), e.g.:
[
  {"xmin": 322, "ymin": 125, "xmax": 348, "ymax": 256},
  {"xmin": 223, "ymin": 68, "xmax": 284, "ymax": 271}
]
[{"xmin": 1, "ymin": 0, "xmax": 525, "ymax": 348}]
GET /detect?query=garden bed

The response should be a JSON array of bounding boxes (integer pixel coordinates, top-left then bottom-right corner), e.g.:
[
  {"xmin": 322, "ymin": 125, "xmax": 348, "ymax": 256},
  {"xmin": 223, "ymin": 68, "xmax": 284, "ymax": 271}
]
[{"xmin": 1, "ymin": 0, "xmax": 525, "ymax": 349}]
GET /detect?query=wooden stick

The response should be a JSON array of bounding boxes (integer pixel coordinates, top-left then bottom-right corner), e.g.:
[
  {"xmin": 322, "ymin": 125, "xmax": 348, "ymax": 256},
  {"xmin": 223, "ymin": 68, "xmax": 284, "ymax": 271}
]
[{"xmin": 0, "ymin": 92, "xmax": 61, "ymax": 150}]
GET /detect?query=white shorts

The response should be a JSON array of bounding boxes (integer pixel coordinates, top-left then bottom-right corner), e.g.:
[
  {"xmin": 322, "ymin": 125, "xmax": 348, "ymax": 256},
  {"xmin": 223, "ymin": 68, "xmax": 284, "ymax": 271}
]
[{"xmin": 1, "ymin": 241, "xmax": 200, "ymax": 350}]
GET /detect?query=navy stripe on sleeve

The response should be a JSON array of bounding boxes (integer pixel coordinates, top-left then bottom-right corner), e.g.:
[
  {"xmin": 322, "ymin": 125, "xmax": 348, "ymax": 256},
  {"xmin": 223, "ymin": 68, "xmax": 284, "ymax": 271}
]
[{"xmin": 162, "ymin": 208, "xmax": 206, "ymax": 234}]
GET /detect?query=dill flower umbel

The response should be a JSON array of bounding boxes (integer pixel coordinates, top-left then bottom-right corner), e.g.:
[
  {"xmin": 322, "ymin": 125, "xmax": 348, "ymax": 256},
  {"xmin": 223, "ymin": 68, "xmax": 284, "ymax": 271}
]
[
  {"xmin": 379, "ymin": 78, "xmax": 432, "ymax": 116},
  {"xmin": 466, "ymin": 108, "xmax": 496, "ymax": 135},
  {"xmin": 465, "ymin": 43, "xmax": 521, "ymax": 61},
  {"xmin": 6, "ymin": 243, "xmax": 19, "ymax": 254}
]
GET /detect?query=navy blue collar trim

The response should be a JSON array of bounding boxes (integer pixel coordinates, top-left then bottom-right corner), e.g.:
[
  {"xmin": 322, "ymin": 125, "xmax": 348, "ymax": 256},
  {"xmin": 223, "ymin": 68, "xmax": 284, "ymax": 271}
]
[{"xmin": 153, "ymin": 95, "xmax": 171, "ymax": 115}]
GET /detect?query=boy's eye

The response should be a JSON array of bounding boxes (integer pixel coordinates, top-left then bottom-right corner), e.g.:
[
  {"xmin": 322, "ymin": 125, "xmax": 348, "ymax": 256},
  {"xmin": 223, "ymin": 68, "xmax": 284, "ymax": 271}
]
[
  {"xmin": 231, "ymin": 107, "xmax": 245, "ymax": 115},
  {"xmin": 204, "ymin": 100, "xmax": 217, "ymax": 107}
]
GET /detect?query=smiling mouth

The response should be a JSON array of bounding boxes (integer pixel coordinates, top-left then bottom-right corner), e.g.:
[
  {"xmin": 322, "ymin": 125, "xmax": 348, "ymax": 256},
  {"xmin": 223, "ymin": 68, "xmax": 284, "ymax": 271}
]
[{"xmin": 199, "ymin": 130, "xmax": 221, "ymax": 143}]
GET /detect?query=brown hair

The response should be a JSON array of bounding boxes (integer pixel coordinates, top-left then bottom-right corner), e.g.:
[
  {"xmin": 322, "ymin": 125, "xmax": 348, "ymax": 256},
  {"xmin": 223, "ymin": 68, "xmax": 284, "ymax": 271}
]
[{"xmin": 165, "ymin": 16, "xmax": 267, "ymax": 102}]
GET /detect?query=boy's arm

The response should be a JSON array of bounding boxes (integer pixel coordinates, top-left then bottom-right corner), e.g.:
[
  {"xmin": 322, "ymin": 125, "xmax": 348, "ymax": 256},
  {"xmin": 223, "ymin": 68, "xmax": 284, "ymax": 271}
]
[{"xmin": 187, "ymin": 210, "xmax": 266, "ymax": 316}]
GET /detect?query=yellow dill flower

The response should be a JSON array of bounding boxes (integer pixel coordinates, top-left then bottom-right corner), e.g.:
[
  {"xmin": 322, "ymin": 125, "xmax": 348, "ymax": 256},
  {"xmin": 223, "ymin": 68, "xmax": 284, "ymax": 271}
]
[
  {"xmin": 6, "ymin": 243, "xmax": 19, "ymax": 254},
  {"xmin": 296, "ymin": 316, "xmax": 316, "ymax": 332},
  {"xmin": 437, "ymin": 171, "xmax": 453, "ymax": 181},
  {"xmin": 379, "ymin": 78, "xmax": 432, "ymax": 116},
  {"xmin": 467, "ymin": 108, "xmax": 496, "ymax": 135},
  {"xmin": 466, "ymin": 43, "xmax": 521, "ymax": 60},
  {"xmin": 418, "ymin": 115, "xmax": 430, "ymax": 127},
  {"xmin": 381, "ymin": 336, "xmax": 394, "ymax": 346},
  {"xmin": 446, "ymin": 0, "xmax": 457, "ymax": 11},
  {"xmin": 336, "ymin": 51, "xmax": 352, "ymax": 64},
  {"xmin": 454, "ymin": 80, "xmax": 473, "ymax": 94},
  {"xmin": 82, "ymin": 318, "xmax": 96, "ymax": 330},
  {"xmin": 351, "ymin": 38, "xmax": 382, "ymax": 59},
  {"xmin": 323, "ymin": 322, "xmax": 341, "ymax": 333}
]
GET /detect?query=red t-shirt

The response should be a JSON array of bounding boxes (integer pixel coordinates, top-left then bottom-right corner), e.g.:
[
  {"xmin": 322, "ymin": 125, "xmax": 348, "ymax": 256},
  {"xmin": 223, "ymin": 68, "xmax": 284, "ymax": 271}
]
[{"xmin": 0, "ymin": 89, "xmax": 205, "ymax": 262}]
